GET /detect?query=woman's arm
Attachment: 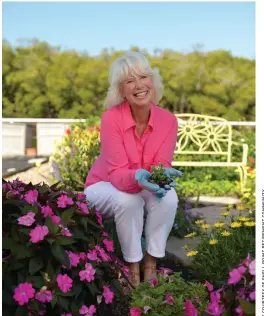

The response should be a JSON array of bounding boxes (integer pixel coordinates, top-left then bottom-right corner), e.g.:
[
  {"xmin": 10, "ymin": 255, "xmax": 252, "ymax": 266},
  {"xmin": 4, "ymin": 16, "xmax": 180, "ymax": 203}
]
[{"xmin": 100, "ymin": 111, "xmax": 140, "ymax": 192}]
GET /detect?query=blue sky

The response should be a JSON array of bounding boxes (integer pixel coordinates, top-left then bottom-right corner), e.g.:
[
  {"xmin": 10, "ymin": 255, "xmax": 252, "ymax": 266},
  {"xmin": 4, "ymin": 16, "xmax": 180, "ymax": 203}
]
[{"xmin": 2, "ymin": 1, "xmax": 255, "ymax": 59}]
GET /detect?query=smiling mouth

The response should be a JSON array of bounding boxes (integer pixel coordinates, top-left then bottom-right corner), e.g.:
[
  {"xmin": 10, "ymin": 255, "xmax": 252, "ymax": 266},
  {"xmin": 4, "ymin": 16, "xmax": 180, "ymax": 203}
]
[{"xmin": 134, "ymin": 91, "xmax": 148, "ymax": 97}]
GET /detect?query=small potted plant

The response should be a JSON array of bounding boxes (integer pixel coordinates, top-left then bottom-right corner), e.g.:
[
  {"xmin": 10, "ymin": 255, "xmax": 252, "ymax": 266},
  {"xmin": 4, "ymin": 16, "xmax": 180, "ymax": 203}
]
[{"xmin": 149, "ymin": 164, "xmax": 172, "ymax": 188}]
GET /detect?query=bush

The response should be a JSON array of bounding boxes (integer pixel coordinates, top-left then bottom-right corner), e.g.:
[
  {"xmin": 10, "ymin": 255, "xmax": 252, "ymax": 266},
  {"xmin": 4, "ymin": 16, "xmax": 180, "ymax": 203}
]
[
  {"xmin": 184, "ymin": 205, "xmax": 255, "ymax": 288},
  {"xmin": 130, "ymin": 271, "xmax": 209, "ymax": 316},
  {"xmin": 50, "ymin": 118, "xmax": 100, "ymax": 191},
  {"xmin": 2, "ymin": 179, "xmax": 128, "ymax": 316}
]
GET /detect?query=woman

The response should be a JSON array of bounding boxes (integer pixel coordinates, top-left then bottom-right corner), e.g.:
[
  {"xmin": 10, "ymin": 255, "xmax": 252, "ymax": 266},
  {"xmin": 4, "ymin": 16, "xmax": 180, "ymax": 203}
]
[{"xmin": 84, "ymin": 51, "xmax": 182, "ymax": 288}]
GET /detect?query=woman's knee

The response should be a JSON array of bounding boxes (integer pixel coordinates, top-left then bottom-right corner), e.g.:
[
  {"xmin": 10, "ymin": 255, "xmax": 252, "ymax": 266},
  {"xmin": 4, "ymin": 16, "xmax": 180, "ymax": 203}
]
[
  {"xmin": 114, "ymin": 191, "xmax": 145, "ymax": 214},
  {"xmin": 161, "ymin": 189, "xmax": 179, "ymax": 214}
]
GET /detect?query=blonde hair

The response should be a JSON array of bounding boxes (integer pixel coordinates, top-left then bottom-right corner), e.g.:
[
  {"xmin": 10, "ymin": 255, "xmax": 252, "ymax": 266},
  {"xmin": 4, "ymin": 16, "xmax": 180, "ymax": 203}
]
[{"xmin": 104, "ymin": 51, "xmax": 163, "ymax": 109}]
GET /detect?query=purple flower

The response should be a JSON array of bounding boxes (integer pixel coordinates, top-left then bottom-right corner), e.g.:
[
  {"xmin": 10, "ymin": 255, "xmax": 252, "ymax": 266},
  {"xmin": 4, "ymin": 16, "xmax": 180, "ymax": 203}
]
[{"xmin": 228, "ymin": 266, "xmax": 246, "ymax": 285}]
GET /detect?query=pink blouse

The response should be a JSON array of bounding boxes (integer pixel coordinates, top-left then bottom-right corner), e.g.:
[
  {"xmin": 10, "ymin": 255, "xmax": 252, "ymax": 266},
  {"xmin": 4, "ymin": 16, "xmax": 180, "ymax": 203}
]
[{"xmin": 85, "ymin": 101, "xmax": 178, "ymax": 193}]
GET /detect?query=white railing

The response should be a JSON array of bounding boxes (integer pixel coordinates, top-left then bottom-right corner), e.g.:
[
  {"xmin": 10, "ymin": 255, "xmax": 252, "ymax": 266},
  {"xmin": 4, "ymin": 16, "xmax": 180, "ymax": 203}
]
[{"xmin": 2, "ymin": 118, "xmax": 256, "ymax": 156}]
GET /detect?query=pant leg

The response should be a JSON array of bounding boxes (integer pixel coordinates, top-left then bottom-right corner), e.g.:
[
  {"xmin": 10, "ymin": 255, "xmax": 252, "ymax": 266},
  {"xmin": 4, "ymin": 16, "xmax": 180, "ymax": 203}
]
[
  {"xmin": 84, "ymin": 181, "xmax": 145, "ymax": 262},
  {"xmin": 139, "ymin": 189, "xmax": 179, "ymax": 258}
]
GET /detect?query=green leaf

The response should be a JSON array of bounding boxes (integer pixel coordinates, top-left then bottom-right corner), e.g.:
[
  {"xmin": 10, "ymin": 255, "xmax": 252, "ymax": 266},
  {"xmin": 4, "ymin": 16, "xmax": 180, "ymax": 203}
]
[
  {"xmin": 18, "ymin": 228, "xmax": 31, "ymax": 235},
  {"xmin": 51, "ymin": 295, "xmax": 57, "ymax": 308},
  {"xmin": 86, "ymin": 282, "xmax": 99, "ymax": 297},
  {"xmin": 71, "ymin": 227, "xmax": 90, "ymax": 242},
  {"xmin": 10, "ymin": 262, "xmax": 24, "ymax": 271},
  {"xmin": 61, "ymin": 207, "xmax": 75, "ymax": 222},
  {"xmin": 238, "ymin": 298, "xmax": 255, "ymax": 315},
  {"xmin": 29, "ymin": 257, "xmax": 44, "ymax": 275},
  {"xmin": 56, "ymin": 236, "xmax": 76, "ymax": 245},
  {"xmin": 11, "ymin": 244, "xmax": 34, "ymax": 259},
  {"xmin": 45, "ymin": 216, "xmax": 59, "ymax": 234},
  {"xmin": 87, "ymin": 218, "xmax": 101, "ymax": 230},
  {"xmin": 27, "ymin": 276, "xmax": 43, "ymax": 288},
  {"xmin": 51, "ymin": 243, "xmax": 70, "ymax": 269},
  {"xmin": 3, "ymin": 237, "xmax": 13, "ymax": 249},
  {"xmin": 46, "ymin": 260, "xmax": 55, "ymax": 279},
  {"xmin": 56, "ymin": 290, "xmax": 75, "ymax": 297},
  {"xmin": 57, "ymin": 296, "xmax": 69, "ymax": 310},
  {"xmin": 72, "ymin": 283, "xmax": 83, "ymax": 299},
  {"xmin": 15, "ymin": 306, "xmax": 27, "ymax": 316}
]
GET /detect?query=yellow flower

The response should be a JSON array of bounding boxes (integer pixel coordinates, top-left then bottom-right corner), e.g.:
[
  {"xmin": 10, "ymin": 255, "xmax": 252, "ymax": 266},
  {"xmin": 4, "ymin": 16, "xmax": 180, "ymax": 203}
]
[
  {"xmin": 238, "ymin": 216, "xmax": 250, "ymax": 222},
  {"xmin": 186, "ymin": 250, "xmax": 198, "ymax": 257},
  {"xmin": 230, "ymin": 222, "xmax": 242, "ymax": 228},
  {"xmin": 195, "ymin": 220, "xmax": 204, "ymax": 225},
  {"xmin": 227, "ymin": 204, "xmax": 234, "ymax": 210},
  {"xmin": 221, "ymin": 212, "xmax": 230, "ymax": 217},
  {"xmin": 201, "ymin": 224, "xmax": 210, "ymax": 229},
  {"xmin": 221, "ymin": 230, "xmax": 231, "ymax": 237},
  {"xmin": 183, "ymin": 244, "xmax": 189, "ymax": 250},
  {"xmin": 184, "ymin": 232, "xmax": 197, "ymax": 238},
  {"xmin": 213, "ymin": 222, "xmax": 225, "ymax": 228},
  {"xmin": 209, "ymin": 239, "xmax": 218, "ymax": 245},
  {"xmin": 244, "ymin": 221, "xmax": 256, "ymax": 227},
  {"xmin": 236, "ymin": 204, "xmax": 245, "ymax": 211}
]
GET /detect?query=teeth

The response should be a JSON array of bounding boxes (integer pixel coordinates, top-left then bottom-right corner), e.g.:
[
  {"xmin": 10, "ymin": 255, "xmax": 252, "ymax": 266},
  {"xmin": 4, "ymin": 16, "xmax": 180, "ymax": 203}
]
[{"xmin": 135, "ymin": 91, "xmax": 147, "ymax": 97}]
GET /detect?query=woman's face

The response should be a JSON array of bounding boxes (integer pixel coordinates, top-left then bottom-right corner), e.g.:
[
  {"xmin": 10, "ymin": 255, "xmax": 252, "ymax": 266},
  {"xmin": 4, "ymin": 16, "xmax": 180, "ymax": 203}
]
[{"xmin": 121, "ymin": 72, "xmax": 153, "ymax": 108}]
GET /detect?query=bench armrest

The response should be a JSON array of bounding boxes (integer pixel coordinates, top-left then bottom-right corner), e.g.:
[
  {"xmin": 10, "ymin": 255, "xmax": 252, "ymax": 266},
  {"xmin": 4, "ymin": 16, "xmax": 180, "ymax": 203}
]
[{"xmin": 231, "ymin": 141, "xmax": 248, "ymax": 165}]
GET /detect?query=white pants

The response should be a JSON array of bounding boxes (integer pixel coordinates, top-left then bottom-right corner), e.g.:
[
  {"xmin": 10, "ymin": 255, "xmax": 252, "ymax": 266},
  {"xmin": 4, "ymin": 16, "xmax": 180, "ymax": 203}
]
[{"xmin": 84, "ymin": 181, "xmax": 178, "ymax": 263}]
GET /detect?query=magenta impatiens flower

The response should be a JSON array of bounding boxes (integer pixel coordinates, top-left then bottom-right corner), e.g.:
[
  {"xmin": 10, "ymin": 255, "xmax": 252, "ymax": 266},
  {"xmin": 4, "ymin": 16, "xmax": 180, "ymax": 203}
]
[
  {"xmin": 184, "ymin": 300, "xmax": 198, "ymax": 316},
  {"xmin": 35, "ymin": 288, "xmax": 53, "ymax": 303},
  {"xmin": 17, "ymin": 212, "xmax": 35, "ymax": 226},
  {"xmin": 79, "ymin": 304, "xmax": 96, "ymax": 315},
  {"xmin": 79, "ymin": 263, "xmax": 96, "ymax": 282},
  {"xmin": 157, "ymin": 267, "xmax": 173, "ymax": 278},
  {"xmin": 29, "ymin": 225, "xmax": 49, "ymax": 243},
  {"xmin": 205, "ymin": 302, "xmax": 224, "ymax": 316},
  {"xmin": 57, "ymin": 195, "xmax": 74, "ymax": 208},
  {"xmin": 149, "ymin": 277, "xmax": 158, "ymax": 288},
  {"xmin": 59, "ymin": 225, "xmax": 72, "ymax": 237},
  {"xmin": 95, "ymin": 245, "xmax": 110, "ymax": 261},
  {"xmin": 51, "ymin": 215, "xmax": 61, "ymax": 225},
  {"xmin": 228, "ymin": 266, "xmax": 247, "ymax": 285},
  {"xmin": 56, "ymin": 274, "xmax": 73, "ymax": 293},
  {"xmin": 249, "ymin": 259, "xmax": 255, "ymax": 276},
  {"xmin": 80, "ymin": 252, "xmax": 87, "ymax": 260},
  {"xmin": 77, "ymin": 193, "xmax": 86, "ymax": 200},
  {"xmin": 87, "ymin": 249, "xmax": 99, "ymax": 261},
  {"xmin": 61, "ymin": 314, "xmax": 72, "ymax": 316},
  {"xmin": 103, "ymin": 286, "xmax": 114, "ymax": 304},
  {"xmin": 234, "ymin": 305, "xmax": 244, "ymax": 316},
  {"xmin": 66, "ymin": 251, "xmax": 80, "ymax": 267},
  {"xmin": 76, "ymin": 202, "xmax": 89, "ymax": 215},
  {"xmin": 130, "ymin": 307, "xmax": 142, "ymax": 316},
  {"xmin": 41, "ymin": 205, "xmax": 53, "ymax": 217},
  {"xmin": 205, "ymin": 280, "xmax": 214, "ymax": 292},
  {"xmin": 164, "ymin": 293, "xmax": 174, "ymax": 305},
  {"xmin": 24, "ymin": 189, "xmax": 38, "ymax": 205},
  {"xmin": 13, "ymin": 282, "xmax": 36, "ymax": 305},
  {"xmin": 96, "ymin": 209, "xmax": 103, "ymax": 225},
  {"xmin": 103, "ymin": 239, "xmax": 114, "ymax": 252}
]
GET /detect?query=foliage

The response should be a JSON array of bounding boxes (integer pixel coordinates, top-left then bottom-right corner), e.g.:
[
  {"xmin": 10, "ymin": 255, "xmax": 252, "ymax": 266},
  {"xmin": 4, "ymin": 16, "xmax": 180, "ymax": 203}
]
[
  {"xmin": 3, "ymin": 40, "xmax": 255, "ymax": 121},
  {"xmin": 149, "ymin": 164, "xmax": 171, "ymax": 187},
  {"xmin": 130, "ymin": 271, "xmax": 209, "ymax": 316},
  {"xmin": 170, "ymin": 201, "xmax": 204, "ymax": 239},
  {"xmin": 50, "ymin": 120, "xmax": 100, "ymax": 191},
  {"xmin": 237, "ymin": 167, "xmax": 255, "ymax": 210},
  {"xmin": 184, "ymin": 205, "xmax": 255, "ymax": 288},
  {"xmin": 2, "ymin": 179, "xmax": 128, "ymax": 316}
]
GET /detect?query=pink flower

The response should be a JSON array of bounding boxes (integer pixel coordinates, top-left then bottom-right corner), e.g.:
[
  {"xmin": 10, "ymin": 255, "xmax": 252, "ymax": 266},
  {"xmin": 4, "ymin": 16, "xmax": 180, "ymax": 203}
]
[
  {"xmin": 103, "ymin": 231, "xmax": 109, "ymax": 237},
  {"xmin": 235, "ymin": 305, "xmax": 244, "ymax": 315},
  {"xmin": 51, "ymin": 215, "xmax": 61, "ymax": 225},
  {"xmin": 79, "ymin": 304, "xmax": 97, "ymax": 315},
  {"xmin": 249, "ymin": 290, "xmax": 255, "ymax": 301},
  {"xmin": 57, "ymin": 195, "xmax": 74, "ymax": 208},
  {"xmin": 41, "ymin": 205, "xmax": 53, "ymax": 217},
  {"xmin": 56, "ymin": 274, "xmax": 73, "ymax": 293},
  {"xmin": 35, "ymin": 288, "xmax": 53, "ymax": 303},
  {"xmin": 228, "ymin": 266, "xmax": 247, "ymax": 285},
  {"xmin": 96, "ymin": 209, "xmax": 103, "ymax": 225},
  {"xmin": 143, "ymin": 306, "xmax": 151, "ymax": 313},
  {"xmin": 184, "ymin": 300, "xmax": 198, "ymax": 316},
  {"xmin": 80, "ymin": 252, "xmax": 87, "ymax": 260},
  {"xmin": 103, "ymin": 286, "xmax": 114, "ymax": 304},
  {"xmin": 87, "ymin": 249, "xmax": 99, "ymax": 261},
  {"xmin": 249, "ymin": 259, "xmax": 255, "ymax": 276},
  {"xmin": 157, "ymin": 267, "xmax": 173, "ymax": 278},
  {"xmin": 61, "ymin": 314, "xmax": 72, "ymax": 316},
  {"xmin": 24, "ymin": 190, "xmax": 38, "ymax": 205},
  {"xmin": 77, "ymin": 193, "xmax": 86, "ymax": 200},
  {"xmin": 77, "ymin": 202, "xmax": 89, "ymax": 215},
  {"xmin": 79, "ymin": 263, "xmax": 96, "ymax": 282},
  {"xmin": 130, "ymin": 307, "xmax": 142, "ymax": 316},
  {"xmin": 164, "ymin": 293, "xmax": 174, "ymax": 305},
  {"xmin": 103, "ymin": 239, "xmax": 114, "ymax": 252},
  {"xmin": 240, "ymin": 254, "xmax": 251, "ymax": 267},
  {"xmin": 149, "ymin": 277, "xmax": 158, "ymax": 287},
  {"xmin": 205, "ymin": 280, "xmax": 214, "ymax": 292},
  {"xmin": 205, "ymin": 302, "xmax": 224, "ymax": 316},
  {"xmin": 29, "ymin": 225, "xmax": 49, "ymax": 243},
  {"xmin": 59, "ymin": 225, "xmax": 72, "ymax": 236},
  {"xmin": 13, "ymin": 282, "xmax": 36, "ymax": 305},
  {"xmin": 95, "ymin": 245, "xmax": 110, "ymax": 261},
  {"xmin": 66, "ymin": 251, "xmax": 80, "ymax": 267},
  {"xmin": 17, "ymin": 212, "xmax": 35, "ymax": 226}
]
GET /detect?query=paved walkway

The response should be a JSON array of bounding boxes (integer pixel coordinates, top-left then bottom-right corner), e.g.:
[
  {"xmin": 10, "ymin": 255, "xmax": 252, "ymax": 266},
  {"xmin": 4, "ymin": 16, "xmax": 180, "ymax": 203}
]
[{"xmin": 166, "ymin": 199, "xmax": 241, "ymax": 266}]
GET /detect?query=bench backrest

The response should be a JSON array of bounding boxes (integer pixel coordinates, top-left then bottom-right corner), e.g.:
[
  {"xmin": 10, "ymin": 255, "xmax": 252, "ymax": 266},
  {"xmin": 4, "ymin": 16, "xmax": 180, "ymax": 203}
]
[{"xmin": 174, "ymin": 114, "xmax": 233, "ymax": 162}]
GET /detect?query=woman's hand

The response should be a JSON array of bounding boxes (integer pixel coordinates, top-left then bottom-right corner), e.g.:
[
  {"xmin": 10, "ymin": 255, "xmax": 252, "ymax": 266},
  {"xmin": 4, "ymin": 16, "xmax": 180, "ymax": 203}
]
[
  {"xmin": 135, "ymin": 169, "xmax": 166, "ymax": 198},
  {"xmin": 163, "ymin": 168, "xmax": 183, "ymax": 191}
]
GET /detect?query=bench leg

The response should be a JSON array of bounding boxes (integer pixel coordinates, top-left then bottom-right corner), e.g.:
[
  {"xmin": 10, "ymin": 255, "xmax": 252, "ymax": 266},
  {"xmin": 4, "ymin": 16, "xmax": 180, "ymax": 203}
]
[{"xmin": 237, "ymin": 166, "xmax": 247, "ymax": 192}]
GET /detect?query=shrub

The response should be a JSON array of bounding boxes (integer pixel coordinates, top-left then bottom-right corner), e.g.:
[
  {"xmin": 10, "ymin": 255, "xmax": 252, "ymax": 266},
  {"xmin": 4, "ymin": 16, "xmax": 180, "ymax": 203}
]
[
  {"xmin": 183, "ymin": 205, "xmax": 255, "ymax": 288},
  {"xmin": 2, "ymin": 179, "xmax": 128, "ymax": 316},
  {"xmin": 130, "ymin": 271, "xmax": 209, "ymax": 316},
  {"xmin": 50, "ymin": 119, "xmax": 100, "ymax": 191}
]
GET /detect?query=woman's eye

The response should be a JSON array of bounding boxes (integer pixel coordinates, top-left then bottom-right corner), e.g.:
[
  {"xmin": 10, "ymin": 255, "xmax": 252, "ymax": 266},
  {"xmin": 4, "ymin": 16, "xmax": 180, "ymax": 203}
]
[{"xmin": 141, "ymin": 75, "xmax": 147, "ymax": 79}]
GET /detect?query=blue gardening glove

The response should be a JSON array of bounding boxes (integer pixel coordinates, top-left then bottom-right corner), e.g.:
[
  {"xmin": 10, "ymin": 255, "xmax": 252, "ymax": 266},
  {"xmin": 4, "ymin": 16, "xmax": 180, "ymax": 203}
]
[
  {"xmin": 135, "ymin": 169, "xmax": 166, "ymax": 198},
  {"xmin": 163, "ymin": 168, "xmax": 183, "ymax": 191}
]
